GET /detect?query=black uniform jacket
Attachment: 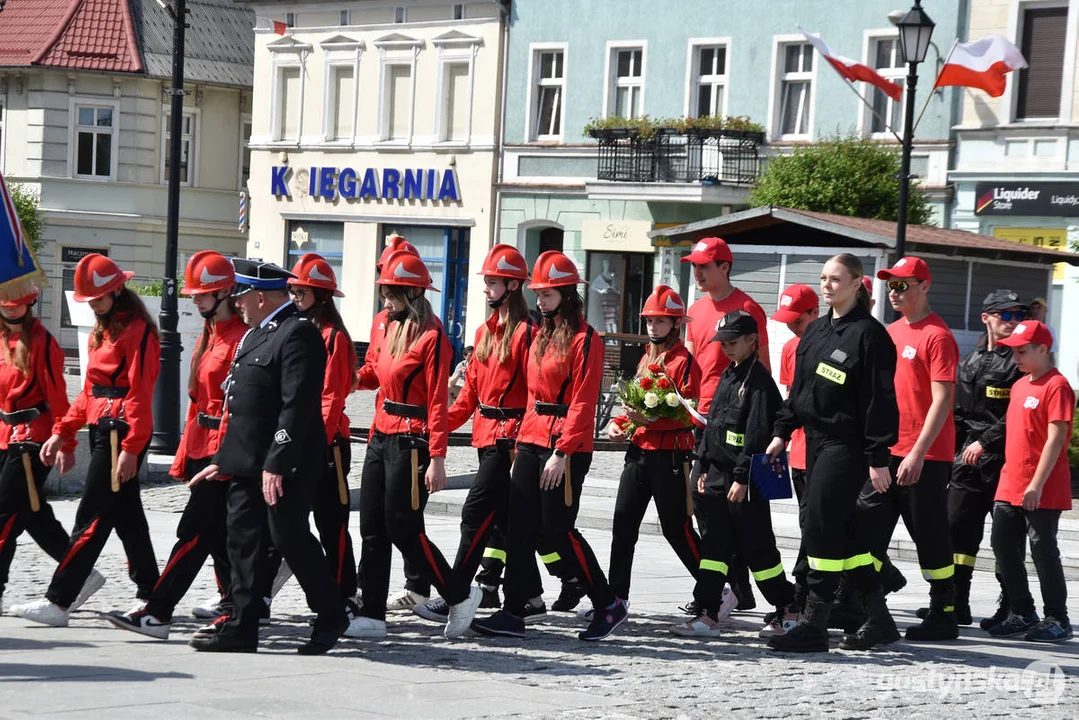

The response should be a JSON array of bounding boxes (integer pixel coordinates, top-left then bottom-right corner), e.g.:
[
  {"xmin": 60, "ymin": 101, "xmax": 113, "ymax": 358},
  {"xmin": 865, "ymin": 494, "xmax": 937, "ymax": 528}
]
[
  {"xmin": 773, "ymin": 305, "xmax": 899, "ymax": 469},
  {"xmin": 214, "ymin": 303, "xmax": 328, "ymax": 479},
  {"xmin": 953, "ymin": 341, "xmax": 1022, "ymax": 480},
  {"xmin": 697, "ymin": 355, "xmax": 783, "ymax": 485}
]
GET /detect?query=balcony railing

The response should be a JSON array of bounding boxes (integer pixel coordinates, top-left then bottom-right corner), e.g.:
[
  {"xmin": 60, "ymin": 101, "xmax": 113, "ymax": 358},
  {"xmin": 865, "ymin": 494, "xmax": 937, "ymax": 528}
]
[{"xmin": 591, "ymin": 128, "xmax": 764, "ymax": 185}]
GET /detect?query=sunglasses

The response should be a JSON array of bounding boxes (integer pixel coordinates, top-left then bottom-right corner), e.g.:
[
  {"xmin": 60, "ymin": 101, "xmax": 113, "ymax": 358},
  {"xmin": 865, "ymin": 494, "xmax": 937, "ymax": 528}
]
[
  {"xmin": 886, "ymin": 279, "xmax": 920, "ymax": 294},
  {"xmin": 992, "ymin": 310, "xmax": 1026, "ymax": 322}
]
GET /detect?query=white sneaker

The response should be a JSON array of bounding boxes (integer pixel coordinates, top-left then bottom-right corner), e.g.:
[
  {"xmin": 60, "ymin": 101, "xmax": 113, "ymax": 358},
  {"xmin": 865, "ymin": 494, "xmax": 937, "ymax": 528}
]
[
  {"xmin": 445, "ymin": 586, "xmax": 483, "ymax": 639},
  {"xmin": 716, "ymin": 584, "xmax": 737, "ymax": 622},
  {"xmin": 12, "ymin": 599, "xmax": 69, "ymax": 627},
  {"xmin": 759, "ymin": 608, "xmax": 799, "ymax": 638},
  {"xmin": 68, "ymin": 570, "xmax": 106, "ymax": 612},
  {"xmin": 388, "ymin": 589, "xmax": 428, "ymax": 612},
  {"xmin": 106, "ymin": 608, "xmax": 170, "ymax": 640},
  {"xmin": 671, "ymin": 613, "xmax": 722, "ymax": 638},
  {"xmin": 192, "ymin": 594, "xmax": 227, "ymax": 619},
  {"xmin": 344, "ymin": 616, "xmax": 387, "ymax": 639}
]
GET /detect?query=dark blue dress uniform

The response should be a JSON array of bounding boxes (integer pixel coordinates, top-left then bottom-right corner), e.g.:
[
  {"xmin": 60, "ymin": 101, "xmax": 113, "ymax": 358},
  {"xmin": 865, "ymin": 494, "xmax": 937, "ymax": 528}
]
[{"xmin": 198, "ymin": 260, "xmax": 346, "ymax": 654}]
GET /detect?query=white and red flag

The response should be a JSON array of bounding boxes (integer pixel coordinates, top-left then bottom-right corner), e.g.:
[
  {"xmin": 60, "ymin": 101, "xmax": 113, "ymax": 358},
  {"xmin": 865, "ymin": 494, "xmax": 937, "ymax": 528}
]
[
  {"xmin": 800, "ymin": 29, "xmax": 902, "ymax": 101},
  {"xmin": 933, "ymin": 35, "xmax": 1028, "ymax": 98}
]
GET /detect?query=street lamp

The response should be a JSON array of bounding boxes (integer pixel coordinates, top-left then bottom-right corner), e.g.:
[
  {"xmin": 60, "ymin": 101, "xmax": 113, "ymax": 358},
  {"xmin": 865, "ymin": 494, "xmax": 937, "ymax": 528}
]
[
  {"xmin": 892, "ymin": 0, "xmax": 935, "ymax": 261},
  {"xmin": 150, "ymin": 0, "xmax": 188, "ymax": 454}
]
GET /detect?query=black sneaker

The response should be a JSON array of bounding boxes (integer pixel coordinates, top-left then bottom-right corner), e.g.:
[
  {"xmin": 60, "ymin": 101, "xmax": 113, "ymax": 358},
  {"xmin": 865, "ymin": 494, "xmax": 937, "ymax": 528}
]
[
  {"xmin": 521, "ymin": 599, "xmax": 548, "ymax": 625},
  {"xmin": 979, "ymin": 598, "xmax": 1010, "ymax": 631},
  {"xmin": 413, "ymin": 597, "xmax": 450, "ymax": 623},
  {"xmin": 193, "ymin": 614, "xmax": 230, "ymax": 639},
  {"xmin": 679, "ymin": 599, "xmax": 701, "ymax": 616},
  {"xmin": 480, "ymin": 586, "xmax": 501, "ymax": 609},
  {"xmin": 578, "ymin": 599, "xmax": 628, "ymax": 641},
  {"xmin": 551, "ymin": 579, "xmax": 587, "ymax": 613},
  {"xmin": 987, "ymin": 611, "xmax": 1039, "ymax": 638},
  {"xmin": 105, "ymin": 608, "xmax": 170, "ymax": 640},
  {"xmin": 471, "ymin": 610, "xmax": 526, "ymax": 638},
  {"xmin": 1025, "ymin": 617, "xmax": 1073, "ymax": 643}
]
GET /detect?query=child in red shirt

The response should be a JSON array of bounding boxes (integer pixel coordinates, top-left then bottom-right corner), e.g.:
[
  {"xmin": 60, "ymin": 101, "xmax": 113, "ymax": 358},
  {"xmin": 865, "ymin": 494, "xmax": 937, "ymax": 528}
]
[{"xmin": 989, "ymin": 320, "xmax": 1074, "ymax": 642}]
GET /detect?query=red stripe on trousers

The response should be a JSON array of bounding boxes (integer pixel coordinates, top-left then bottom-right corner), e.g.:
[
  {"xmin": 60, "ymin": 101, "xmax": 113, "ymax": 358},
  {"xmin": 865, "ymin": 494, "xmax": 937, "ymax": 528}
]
[
  {"xmin": 153, "ymin": 534, "xmax": 201, "ymax": 593},
  {"xmin": 57, "ymin": 518, "xmax": 101, "ymax": 573},
  {"xmin": 0, "ymin": 514, "xmax": 18, "ymax": 555},
  {"xmin": 568, "ymin": 532, "xmax": 593, "ymax": 586},
  {"xmin": 337, "ymin": 525, "xmax": 346, "ymax": 585},
  {"xmin": 418, "ymin": 533, "xmax": 446, "ymax": 588},
  {"xmin": 683, "ymin": 520, "xmax": 700, "ymax": 563},
  {"xmin": 462, "ymin": 511, "xmax": 496, "ymax": 567}
]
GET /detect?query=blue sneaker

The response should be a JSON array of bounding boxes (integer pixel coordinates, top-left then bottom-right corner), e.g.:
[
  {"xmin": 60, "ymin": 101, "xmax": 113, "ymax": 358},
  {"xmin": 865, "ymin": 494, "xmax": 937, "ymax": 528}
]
[
  {"xmin": 1025, "ymin": 617, "xmax": 1073, "ymax": 643},
  {"xmin": 578, "ymin": 599, "xmax": 628, "ymax": 641},
  {"xmin": 987, "ymin": 611, "xmax": 1039, "ymax": 638}
]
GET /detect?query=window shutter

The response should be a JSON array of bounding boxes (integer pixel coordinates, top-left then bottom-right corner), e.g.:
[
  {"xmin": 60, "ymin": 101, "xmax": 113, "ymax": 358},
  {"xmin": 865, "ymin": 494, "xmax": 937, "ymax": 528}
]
[{"xmin": 1016, "ymin": 7, "xmax": 1068, "ymax": 119}]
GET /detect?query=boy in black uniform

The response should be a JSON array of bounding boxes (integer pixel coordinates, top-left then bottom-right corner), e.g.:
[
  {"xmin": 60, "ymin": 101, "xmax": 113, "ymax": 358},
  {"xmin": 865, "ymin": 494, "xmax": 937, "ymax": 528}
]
[{"xmin": 673, "ymin": 311, "xmax": 798, "ymax": 638}]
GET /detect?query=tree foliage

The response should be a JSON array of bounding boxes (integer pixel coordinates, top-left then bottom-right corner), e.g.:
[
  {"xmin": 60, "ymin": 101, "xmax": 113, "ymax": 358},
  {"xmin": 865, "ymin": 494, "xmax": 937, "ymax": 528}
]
[
  {"xmin": 748, "ymin": 132, "xmax": 934, "ymax": 225},
  {"xmin": 8, "ymin": 183, "xmax": 45, "ymax": 252}
]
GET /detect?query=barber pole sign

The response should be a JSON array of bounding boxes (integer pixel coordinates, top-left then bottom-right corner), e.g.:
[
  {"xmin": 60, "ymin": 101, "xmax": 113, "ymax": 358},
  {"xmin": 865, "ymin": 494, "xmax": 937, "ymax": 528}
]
[{"xmin": 238, "ymin": 191, "xmax": 247, "ymax": 233}]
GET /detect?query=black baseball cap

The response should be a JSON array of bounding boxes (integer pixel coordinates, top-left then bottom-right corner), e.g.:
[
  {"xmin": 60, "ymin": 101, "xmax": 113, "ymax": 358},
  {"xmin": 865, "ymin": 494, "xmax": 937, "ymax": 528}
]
[
  {"xmin": 712, "ymin": 310, "xmax": 758, "ymax": 341},
  {"xmin": 982, "ymin": 289, "xmax": 1027, "ymax": 313}
]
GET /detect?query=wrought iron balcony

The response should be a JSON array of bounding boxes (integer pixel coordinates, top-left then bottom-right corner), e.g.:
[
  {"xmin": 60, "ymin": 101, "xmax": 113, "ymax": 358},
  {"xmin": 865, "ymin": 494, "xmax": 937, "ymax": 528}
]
[{"xmin": 590, "ymin": 128, "xmax": 764, "ymax": 185}]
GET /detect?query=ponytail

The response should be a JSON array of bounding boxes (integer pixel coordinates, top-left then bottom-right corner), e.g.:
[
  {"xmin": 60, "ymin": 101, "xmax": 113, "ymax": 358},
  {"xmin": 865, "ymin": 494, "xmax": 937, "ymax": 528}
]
[
  {"xmin": 855, "ymin": 283, "xmax": 871, "ymax": 312},
  {"xmin": 830, "ymin": 253, "xmax": 871, "ymax": 313}
]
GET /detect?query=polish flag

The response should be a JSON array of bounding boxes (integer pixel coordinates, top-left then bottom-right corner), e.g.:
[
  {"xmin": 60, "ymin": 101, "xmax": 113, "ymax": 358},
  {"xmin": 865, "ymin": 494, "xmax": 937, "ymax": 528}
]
[
  {"xmin": 272, "ymin": 20, "xmax": 288, "ymax": 35},
  {"xmin": 933, "ymin": 35, "xmax": 1028, "ymax": 98},
  {"xmin": 800, "ymin": 29, "xmax": 902, "ymax": 101}
]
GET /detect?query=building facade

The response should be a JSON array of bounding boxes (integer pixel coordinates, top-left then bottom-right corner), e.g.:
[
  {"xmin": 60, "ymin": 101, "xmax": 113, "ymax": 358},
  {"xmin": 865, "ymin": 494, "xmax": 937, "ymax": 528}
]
[
  {"xmin": 0, "ymin": 0, "xmax": 254, "ymax": 349},
  {"xmin": 245, "ymin": 0, "xmax": 507, "ymax": 356}
]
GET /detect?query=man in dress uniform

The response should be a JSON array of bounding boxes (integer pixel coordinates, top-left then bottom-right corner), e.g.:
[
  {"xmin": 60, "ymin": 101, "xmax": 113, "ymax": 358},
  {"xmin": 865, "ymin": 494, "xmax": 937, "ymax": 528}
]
[{"xmin": 189, "ymin": 259, "xmax": 348, "ymax": 654}]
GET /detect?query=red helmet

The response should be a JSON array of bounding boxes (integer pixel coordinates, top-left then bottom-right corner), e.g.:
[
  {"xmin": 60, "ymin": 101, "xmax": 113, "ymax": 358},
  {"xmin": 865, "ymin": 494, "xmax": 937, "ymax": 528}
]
[
  {"xmin": 478, "ymin": 244, "xmax": 529, "ymax": 280},
  {"xmin": 181, "ymin": 251, "xmax": 235, "ymax": 295},
  {"xmin": 378, "ymin": 234, "xmax": 419, "ymax": 270},
  {"xmin": 72, "ymin": 253, "xmax": 134, "ymax": 302},
  {"xmin": 288, "ymin": 253, "xmax": 344, "ymax": 297},
  {"xmin": 640, "ymin": 285, "xmax": 690, "ymax": 319},
  {"xmin": 376, "ymin": 250, "xmax": 439, "ymax": 291},
  {"xmin": 0, "ymin": 292, "xmax": 39, "ymax": 308},
  {"xmin": 528, "ymin": 251, "xmax": 583, "ymax": 290}
]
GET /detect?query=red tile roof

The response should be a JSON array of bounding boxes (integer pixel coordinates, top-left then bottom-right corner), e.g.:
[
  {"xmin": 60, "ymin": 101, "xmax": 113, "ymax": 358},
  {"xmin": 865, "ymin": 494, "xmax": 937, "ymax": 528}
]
[{"xmin": 0, "ymin": 0, "xmax": 142, "ymax": 73}]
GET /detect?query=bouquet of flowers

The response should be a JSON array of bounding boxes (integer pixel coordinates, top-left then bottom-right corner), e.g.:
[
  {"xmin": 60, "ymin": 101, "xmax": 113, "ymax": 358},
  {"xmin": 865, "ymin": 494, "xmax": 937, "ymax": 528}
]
[{"xmin": 613, "ymin": 362, "xmax": 699, "ymax": 439}]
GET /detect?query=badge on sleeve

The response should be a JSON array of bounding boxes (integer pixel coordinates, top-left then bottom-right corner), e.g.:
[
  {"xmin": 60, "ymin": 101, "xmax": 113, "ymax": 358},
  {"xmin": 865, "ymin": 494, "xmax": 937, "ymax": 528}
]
[{"xmin": 274, "ymin": 429, "xmax": 292, "ymax": 445}]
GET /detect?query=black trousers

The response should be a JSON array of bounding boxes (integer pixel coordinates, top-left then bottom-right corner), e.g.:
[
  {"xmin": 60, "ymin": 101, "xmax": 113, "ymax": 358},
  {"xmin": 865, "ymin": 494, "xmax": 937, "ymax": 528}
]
[
  {"xmin": 801, "ymin": 437, "xmax": 880, "ymax": 601},
  {"xmin": 357, "ymin": 432, "xmax": 467, "ymax": 621},
  {"xmin": 222, "ymin": 471, "xmax": 346, "ymax": 643},
  {"xmin": 312, "ymin": 437, "xmax": 357, "ymax": 599},
  {"xmin": 46, "ymin": 425, "xmax": 158, "ymax": 608},
  {"xmin": 609, "ymin": 446, "xmax": 700, "ymax": 601},
  {"xmin": 991, "ymin": 503, "xmax": 1068, "ymax": 621},
  {"xmin": 948, "ymin": 462, "xmax": 1001, "ymax": 602},
  {"xmin": 145, "ymin": 456, "xmax": 231, "ymax": 621},
  {"xmin": 692, "ymin": 469, "xmax": 795, "ymax": 616},
  {"xmin": 859, "ymin": 457, "xmax": 955, "ymax": 603},
  {"xmin": 0, "ymin": 447, "xmax": 71, "ymax": 595},
  {"xmin": 790, "ymin": 468, "xmax": 809, "ymax": 606},
  {"xmin": 502, "ymin": 443, "xmax": 614, "ymax": 611}
]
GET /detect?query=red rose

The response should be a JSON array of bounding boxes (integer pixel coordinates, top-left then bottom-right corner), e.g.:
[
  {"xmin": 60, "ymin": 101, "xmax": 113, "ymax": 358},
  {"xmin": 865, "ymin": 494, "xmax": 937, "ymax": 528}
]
[
  {"xmin": 639, "ymin": 377, "xmax": 654, "ymax": 390},
  {"xmin": 657, "ymin": 377, "xmax": 672, "ymax": 390},
  {"xmin": 648, "ymin": 363, "xmax": 662, "ymax": 374}
]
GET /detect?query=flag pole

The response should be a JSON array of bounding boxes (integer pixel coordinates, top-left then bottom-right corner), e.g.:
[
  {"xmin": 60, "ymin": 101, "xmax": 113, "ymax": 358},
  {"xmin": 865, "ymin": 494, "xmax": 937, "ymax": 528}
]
[
  {"xmin": 842, "ymin": 80, "xmax": 903, "ymax": 144},
  {"xmin": 912, "ymin": 40, "xmax": 957, "ymax": 134}
]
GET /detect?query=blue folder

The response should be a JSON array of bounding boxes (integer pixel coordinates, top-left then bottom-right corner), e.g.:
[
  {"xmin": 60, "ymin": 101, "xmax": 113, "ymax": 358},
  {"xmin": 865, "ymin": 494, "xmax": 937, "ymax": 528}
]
[{"xmin": 750, "ymin": 452, "xmax": 793, "ymax": 501}]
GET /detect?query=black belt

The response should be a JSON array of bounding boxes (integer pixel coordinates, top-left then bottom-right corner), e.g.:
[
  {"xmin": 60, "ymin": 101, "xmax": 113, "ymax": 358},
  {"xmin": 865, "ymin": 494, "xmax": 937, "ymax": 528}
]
[
  {"xmin": 478, "ymin": 404, "xmax": 525, "ymax": 420},
  {"xmin": 0, "ymin": 402, "xmax": 48, "ymax": 425},
  {"xmin": 534, "ymin": 402, "xmax": 569, "ymax": 417},
  {"xmin": 91, "ymin": 385, "xmax": 128, "ymax": 399},
  {"xmin": 383, "ymin": 400, "xmax": 427, "ymax": 420},
  {"xmin": 196, "ymin": 412, "xmax": 222, "ymax": 430}
]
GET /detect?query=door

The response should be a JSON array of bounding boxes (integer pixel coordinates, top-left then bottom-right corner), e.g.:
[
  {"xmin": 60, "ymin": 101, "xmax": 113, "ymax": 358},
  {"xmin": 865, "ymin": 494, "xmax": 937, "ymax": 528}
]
[{"xmin": 442, "ymin": 227, "xmax": 470, "ymax": 361}]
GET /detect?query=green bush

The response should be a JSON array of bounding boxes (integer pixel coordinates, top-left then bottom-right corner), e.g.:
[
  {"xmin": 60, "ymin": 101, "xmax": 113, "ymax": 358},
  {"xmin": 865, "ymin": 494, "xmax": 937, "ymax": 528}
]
[
  {"xmin": 1069, "ymin": 421, "xmax": 1079, "ymax": 469},
  {"xmin": 9, "ymin": 183, "xmax": 45, "ymax": 253}
]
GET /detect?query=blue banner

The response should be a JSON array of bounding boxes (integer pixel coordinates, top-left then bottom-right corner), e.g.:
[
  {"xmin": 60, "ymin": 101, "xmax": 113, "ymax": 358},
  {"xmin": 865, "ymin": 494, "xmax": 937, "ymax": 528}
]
[{"xmin": 0, "ymin": 172, "xmax": 46, "ymax": 301}]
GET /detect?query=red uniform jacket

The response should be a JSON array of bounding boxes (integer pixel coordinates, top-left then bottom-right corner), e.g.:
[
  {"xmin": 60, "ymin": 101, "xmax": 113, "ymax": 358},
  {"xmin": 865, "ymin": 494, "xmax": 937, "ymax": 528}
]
[
  {"xmin": 170, "ymin": 315, "xmax": 247, "ymax": 478},
  {"xmin": 448, "ymin": 314, "xmax": 536, "ymax": 447},
  {"xmin": 356, "ymin": 308, "xmax": 388, "ymax": 390},
  {"xmin": 321, "ymin": 323, "xmax": 352, "ymax": 444},
  {"xmin": 630, "ymin": 340, "xmax": 701, "ymax": 451},
  {"xmin": 517, "ymin": 317, "xmax": 604, "ymax": 454},
  {"xmin": 358, "ymin": 317, "xmax": 451, "ymax": 458},
  {"xmin": 54, "ymin": 315, "xmax": 161, "ymax": 455},
  {"xmin": 0, "ymin": 321, "xmax": 74, "ymax": 451}
]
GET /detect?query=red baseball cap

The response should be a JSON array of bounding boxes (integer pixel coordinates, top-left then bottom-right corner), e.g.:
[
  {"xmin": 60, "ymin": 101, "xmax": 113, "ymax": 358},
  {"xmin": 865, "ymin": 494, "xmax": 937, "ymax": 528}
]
[
  {"xmin": 681, "ymin": 237, "xmax": 733, "ymax": 265},
  {"xmin": 861, "ymin": 276, "xmax": 874, "ymax": 295},
  {"xmin": 877, "ymin": 256, "xmax": 931, "ymax": 282},
  {"xmin": 997, "ymin": 320, "xmax": 1054, "ymax": 348},
  {"xmin": 771, "ymin": 283, "xmax": 819, "ymax": 323}
]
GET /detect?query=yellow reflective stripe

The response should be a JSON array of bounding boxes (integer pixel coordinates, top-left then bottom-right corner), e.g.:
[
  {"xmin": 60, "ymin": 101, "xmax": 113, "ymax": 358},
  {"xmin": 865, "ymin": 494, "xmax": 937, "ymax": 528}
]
[
  {"xmin": 843, "ymin": 553, "xmax": 875, "ymax": 571},
  {"xmin": 953, "ymin": 553, "xmax": 977, "ymax": 568},
  {"xmin": 483, "ymin": 547, "xmax": 507, "ymax": 562},
  {"xmin": 752, "ymin": 562, "xmax": 785, "ymax": 582},
  {"xmin": 808, "ymin": 557, "xmax": 844, "ymax": 572},
  {"xmin": 725, "ymin": 430, "xmax": 745, "ymax": 447},
  {"xmin": 872, "ymin": 556, "xmax": 883, "ymax": 572},
  {"xmin": 699, "ymin": 559, "xmax": 729, "ymax": 574},
  {"xmin": 943, "ymin": 605, "xmax": 956, "ymax": 613},
  {"xmin": 539, "ymin": 551, "xmax": 561, "ymax": 564},
  {"xmin": 921, "ymin": 565, "xmax": 955, "ymax": 581}
]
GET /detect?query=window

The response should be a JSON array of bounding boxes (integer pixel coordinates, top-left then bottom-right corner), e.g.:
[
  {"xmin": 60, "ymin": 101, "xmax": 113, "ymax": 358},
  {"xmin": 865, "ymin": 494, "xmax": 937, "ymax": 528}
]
[
  {"xmin": 328, "ymin": 64, "xmax": 355, "ymax": 140},
  {"xmin": 339, "ymin": 9, "xmax": 350, "ymax": 25},
  {"xmin": 0, "ymin": 99, "xmax": 5, "ymax": 171},
  {"xmin": 162, "ymin": 110, "xmax": 196, "ymax": 185},
  {"xmin": 1016, "ymin": 6, "xmax": 1068, "ymax": 120},
  {"xmin": 585, "ymin": 251, "xmax": 654, "ymax": 335},
  {"xmin": 868, "ymin": 37, "xmax": 904, "ymax": 135},
  {"xmin": 692, "ymin": 45, "xmax": 727, "ymax": 117},
  {"xmin": 383, "ymin": 64, "xmax": 412, "ymax": 141},
  {"xmin": 532, "ymin": 49, "xmax": 565, "ymax": 139},
  {"xmin": 394, "ymin": 6, "xmax": 406, "ymax": 23},
  {"xmin": 276, "ymin": 66, "xmax": 302, "ymax": 141},
  {"xmin": 442, "ymin": 62, "xmax": 470, "ymax": 141},
  {"xmin": 74, "ymin": 105, "xmax": 115, "ymax": 178},
  {"xmin": 453, "ymin": 4, "xmax": 464, "ymax": 20},
  {"xmin": 285, "ymin": 12, "xmax": 296, "ymax": 27},
  {"xmin": 777, "ymin": 42, "xmax": 813, "ymax": 137},
  {"xmin": 239, "ymin": 117, "xmax": 252, "ymax": 190},
  {"xmin": 287, "ymin": 222, "xmax": 344, "ymax": 302},
  {"xmin": 608, "ymin": 47, "xmax": 645, "ymax": 118}
]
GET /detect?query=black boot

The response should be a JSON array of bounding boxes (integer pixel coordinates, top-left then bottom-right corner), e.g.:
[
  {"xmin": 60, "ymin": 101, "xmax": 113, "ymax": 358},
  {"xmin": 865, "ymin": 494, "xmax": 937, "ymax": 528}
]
[
  {"xmin": 906, "ymin": 581, "xmax": 959, "ymax": 641},
  {"xmin": 880, "ymin": 558, "xmax": 907, "ymax": 595},
  {"xmin": 839, "ymin": 589, "xmax": 900, "ymax": 650},
  {"xmin": 979, "ymin": 590, "xmax": 1010, "ymax": 631},
  {"xmin": 768, "ymin": 594, "xmax": 831, "ymax": 653},
  {"xmin": 829, "ymin": 576, "xmax": 867, "ymax": 632},
  {"xmin": 551, "ymin": 578, "xmax": 587, "ymax": 612},
  {"xmin": 951, "ymin": 566, "xmax": 973, "ymax": 626}
]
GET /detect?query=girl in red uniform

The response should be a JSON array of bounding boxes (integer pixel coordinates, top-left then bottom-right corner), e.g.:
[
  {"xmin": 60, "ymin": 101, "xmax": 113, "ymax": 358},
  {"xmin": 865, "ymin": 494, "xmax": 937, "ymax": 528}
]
[
  {"xmin": 473, "ymin": 251, "xmax": 627, "ymax": 641},
  {"xmin": 105, "ymin": 251, "xmax": 247, "ymax": 638},
  {"xmin": 287, "ymin": 253, "xmax": 360, "ymax": 612},
  {"xmin": 13, "ymin": 254, "xmax": 160, "ymax": 627},
  {"xmin": 605, "ymin": 285, "xmax": 703, "ymax": 609},
  {"xmin": 349, "ymin": 250, "xmax": 482, "ymax": 639},
  {"xmin": 0, "ymin": 292, "xmax": 84, "ymax": 613}
]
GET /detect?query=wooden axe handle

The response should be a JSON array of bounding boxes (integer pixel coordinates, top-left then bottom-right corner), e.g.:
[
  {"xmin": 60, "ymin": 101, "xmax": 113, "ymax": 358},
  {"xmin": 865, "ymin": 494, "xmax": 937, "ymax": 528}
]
[
  {"xmin": 333, "ymin": 444, "xmax": 348, "ymax": 505},
  {"xmin": 23, "ymin": 452, "xmax": 40, "ymax": 513},
  {"xmin": 410, "ymin": 448, "xmax": 420, "ymax": 511},
  {"xmin": 110, "ymin": 429, "xmax": 120, "ymax": 492}
]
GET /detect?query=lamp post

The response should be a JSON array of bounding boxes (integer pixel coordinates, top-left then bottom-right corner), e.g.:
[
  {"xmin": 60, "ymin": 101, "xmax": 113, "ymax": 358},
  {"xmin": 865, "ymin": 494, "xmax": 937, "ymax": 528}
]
[
  {"xmin": 893, "ymin": 0, "xmax": 935, "ymax": 261},
  {"xmin": 150, "ymin": 0, "xmax": 187, "ymax": 454}
]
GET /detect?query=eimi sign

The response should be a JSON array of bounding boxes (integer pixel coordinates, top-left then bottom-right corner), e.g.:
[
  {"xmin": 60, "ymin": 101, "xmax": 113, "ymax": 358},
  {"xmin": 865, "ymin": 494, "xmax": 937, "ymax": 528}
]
[{"xmin": 271, "ymin": 165, "xmax": 461, "ymax": 202}]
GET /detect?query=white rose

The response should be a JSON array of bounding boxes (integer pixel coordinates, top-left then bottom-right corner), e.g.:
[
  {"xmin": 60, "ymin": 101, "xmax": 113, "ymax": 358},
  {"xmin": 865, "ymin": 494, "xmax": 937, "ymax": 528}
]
[
  {"xmin": 665, "ymin": 393, "xmax": 680, "ymax": 408},
  {"xmin": 644, "ymin": 392, "xmax": 659, "ymax": 409}
]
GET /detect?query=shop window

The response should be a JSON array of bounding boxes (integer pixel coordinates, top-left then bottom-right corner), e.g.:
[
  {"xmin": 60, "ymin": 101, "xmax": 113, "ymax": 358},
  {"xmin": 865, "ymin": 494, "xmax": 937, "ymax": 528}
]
[
  {"xmin": 287, "ymin": 221, "xmax": 344, "ymax": 300},
  {"xmin": 585, "ymin": 252, "xmax": 653, "ymax": 336},
  {"xmin": 1016, "ymin": 6, "xmax": 1068, "ymax": 120}
]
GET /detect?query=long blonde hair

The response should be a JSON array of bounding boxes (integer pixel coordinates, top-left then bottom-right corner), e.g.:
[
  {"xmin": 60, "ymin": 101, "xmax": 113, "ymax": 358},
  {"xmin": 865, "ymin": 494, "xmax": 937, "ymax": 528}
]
[
  {"xmin": 0, "ymin": 307, "xmax": 35, "ymax": 375},
  {"xmin": 383, "ymin": 285, "xmax": 435, "ymax": 358},
  {"xmin": 91, "ymin": 287, "xmax": 160, "ymax": 348},
  {"xmin": 475, "ymin": 283, "xmax": 529, "ymax": 365}
]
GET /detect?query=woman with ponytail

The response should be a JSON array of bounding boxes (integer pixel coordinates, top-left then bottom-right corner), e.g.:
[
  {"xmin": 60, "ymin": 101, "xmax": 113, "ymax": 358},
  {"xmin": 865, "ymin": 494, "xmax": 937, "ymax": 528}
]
[{"xmin": 106, "ymin": 251, "xmax": 246, "ymax": 639}]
